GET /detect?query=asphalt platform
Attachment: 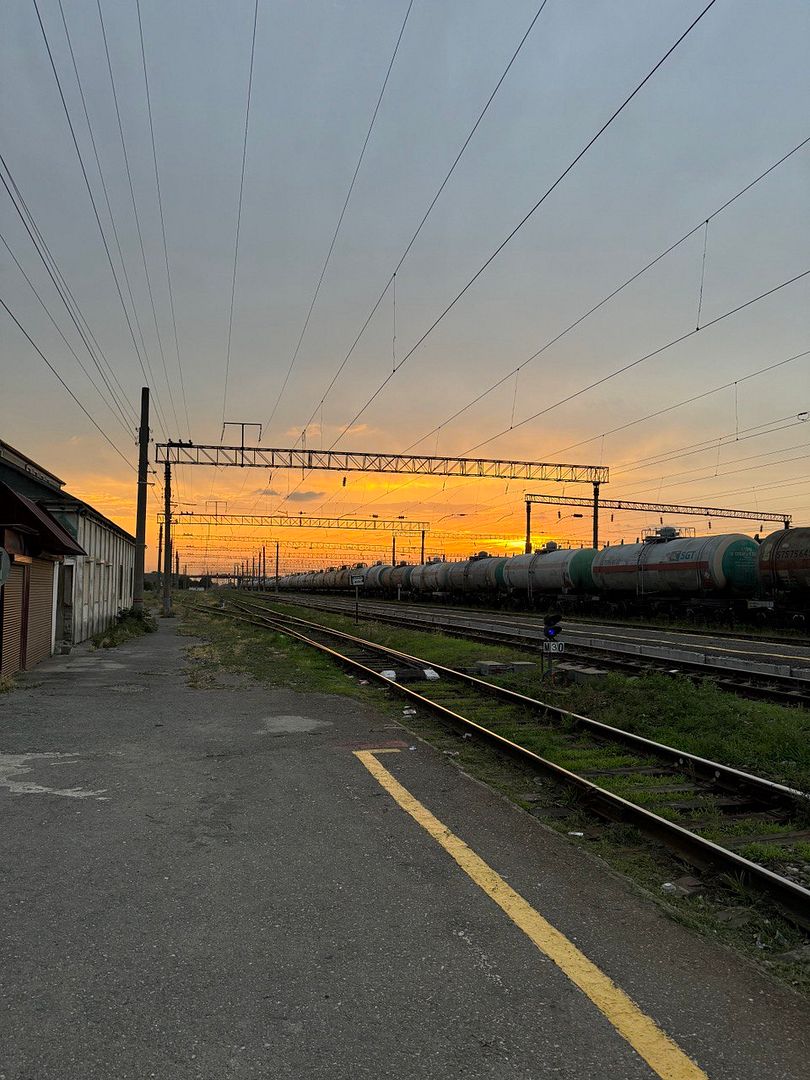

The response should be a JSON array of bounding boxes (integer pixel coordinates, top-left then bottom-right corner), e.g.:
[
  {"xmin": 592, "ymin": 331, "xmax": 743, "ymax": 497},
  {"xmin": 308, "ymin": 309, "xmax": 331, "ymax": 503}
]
[{"xmin": 0, "ymin": 621, "xmax": 808, "ymax": 1079}]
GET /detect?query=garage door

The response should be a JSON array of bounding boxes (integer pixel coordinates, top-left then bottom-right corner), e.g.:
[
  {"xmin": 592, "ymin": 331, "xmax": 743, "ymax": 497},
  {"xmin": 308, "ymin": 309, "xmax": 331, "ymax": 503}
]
[
  {"xmin": 1, "ymin": 564, "xmax": 25, "ymax": 676},
  {"xmin": 26, "ymin": 559, "xmax": 54, "ymax": 669}
]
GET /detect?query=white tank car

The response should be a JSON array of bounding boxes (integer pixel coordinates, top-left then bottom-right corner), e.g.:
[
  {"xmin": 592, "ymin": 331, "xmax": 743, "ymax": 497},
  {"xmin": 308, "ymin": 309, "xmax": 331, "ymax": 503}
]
[
  {"xmin": 504, "ymin": 544, "xmax": 595, "ymax": 595},
  {"xmin": 591, "ymin": 532, "xmax": 760, "ymax": 595},
  {"xmin": 758, "ymin": 527, "xmax": 810, "ymax": 591}
]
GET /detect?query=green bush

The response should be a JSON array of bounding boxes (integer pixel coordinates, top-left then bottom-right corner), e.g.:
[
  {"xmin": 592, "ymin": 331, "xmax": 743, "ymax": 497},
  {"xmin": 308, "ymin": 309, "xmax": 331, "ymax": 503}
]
[{"xmin": 91, "ymin": 606, "xmax": 157, "ymax": 649}]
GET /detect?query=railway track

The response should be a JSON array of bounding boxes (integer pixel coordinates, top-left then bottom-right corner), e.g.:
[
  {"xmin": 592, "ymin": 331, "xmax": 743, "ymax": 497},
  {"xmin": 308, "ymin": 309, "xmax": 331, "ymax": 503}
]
[
  {"xmin": 214, "ymin": 596, "xmax": 810, "ymax": 929},
  {"xmin": 255, "ymin": 592, "xmax": 810, "ymax": 706}
]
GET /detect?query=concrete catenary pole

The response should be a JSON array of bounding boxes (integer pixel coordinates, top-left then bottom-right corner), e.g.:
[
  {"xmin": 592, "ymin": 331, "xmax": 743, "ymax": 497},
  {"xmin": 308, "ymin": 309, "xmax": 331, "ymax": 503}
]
[
  {"xmin": 524, "ymin": 500, "xmax": 532, "ymax": 554},
  {"xmin": 420, "ymin": 529, "xmax": 425, "ymax": 564},
  {"xmin": 133, "ymin": 387, "xmax": 150, "ymax": 610},
  {"xmin": 274, "ymin": 541, "xmax": 279, "ymax": 594},
  {"xmin": 162, "ymin": 461, "xmax": 172, "ymax": 616}
]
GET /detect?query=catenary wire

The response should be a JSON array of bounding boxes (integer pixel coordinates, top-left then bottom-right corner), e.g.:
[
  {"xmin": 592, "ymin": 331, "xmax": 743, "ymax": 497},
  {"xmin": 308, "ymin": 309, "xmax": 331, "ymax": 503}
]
[
  {"xmin": 135, "ymin": 0, "xmax": 191, "ymax": 439},
  {"xmin": 463, "ymin": 268, "xmax": 810, "ymax": 454},
  {"xmin": 263, "ymin": 0, "xmax": 416, "ymax": 438},
  {"xmin": 288, "ymin": 0, "xmax": 553, "ymax": 451},
  {"xmin": 403, "ymin": 134, "xmax": 810, "ymax": 454},
  {"xmin": 220, "ymin": 0, "xmax": 260, "ymax": 429},
  {"xmin": 328, "ymin": 0, "xmax": 721, "ymax": 450}
]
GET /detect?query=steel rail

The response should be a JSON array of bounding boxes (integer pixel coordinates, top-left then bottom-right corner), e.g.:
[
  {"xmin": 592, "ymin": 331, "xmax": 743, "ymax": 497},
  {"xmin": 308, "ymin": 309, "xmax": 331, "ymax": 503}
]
[
  {"xmin": 211, "ymin": 600, "xmax": 810, "ymax": 929},
  {"xmin": 259, "ymin": 593, "xmax": 810, "ymax": 703},
  {"xmin": 230, "ymin": 598, "xmax": 806, "ymax": 808}
]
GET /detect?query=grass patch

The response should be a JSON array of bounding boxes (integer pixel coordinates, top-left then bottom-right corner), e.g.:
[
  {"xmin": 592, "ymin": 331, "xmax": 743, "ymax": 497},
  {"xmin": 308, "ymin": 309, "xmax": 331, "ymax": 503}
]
[
  {"xmin": 176, "ymin": 591, "xmax": 810, "ymax": 994},
  {"xmin": 0, "ymin": 674, "xmax": 16, "ymax": 693},
  {"xmin": 91, "ymin": 607, "xmax": 157, "ymax": 650},
  {"xmin": 260, "ymin": 596, "xmax": 810, "ymax": 793}
]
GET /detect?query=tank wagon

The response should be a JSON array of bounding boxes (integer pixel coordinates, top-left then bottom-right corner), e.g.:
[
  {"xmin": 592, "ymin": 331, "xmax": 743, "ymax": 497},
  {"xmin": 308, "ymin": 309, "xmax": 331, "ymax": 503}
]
[
  {"xmin": 759, "ymin": 527, "xmax": 810, "ymax": 592},
  {"xmin": 503, "ymin": 543, "xmax": 596, "ymax": 597},
  {"xmin": 591, "ymin": 530, "xmax": 759, "ymax": 596},
  {"xmin": 274, "ymin": 526, "xmax": 809, "ymax": 626}
]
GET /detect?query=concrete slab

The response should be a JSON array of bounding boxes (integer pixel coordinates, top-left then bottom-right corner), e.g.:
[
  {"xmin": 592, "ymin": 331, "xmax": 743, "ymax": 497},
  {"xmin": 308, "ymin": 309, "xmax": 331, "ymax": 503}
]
[{"xmin": 0, "ymin": 622, "xmax": 807, "ymax": 1079}]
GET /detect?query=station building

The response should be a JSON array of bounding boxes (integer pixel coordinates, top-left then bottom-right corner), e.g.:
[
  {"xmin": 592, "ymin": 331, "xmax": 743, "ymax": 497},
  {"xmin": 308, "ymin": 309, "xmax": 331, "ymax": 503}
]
[{"xmin": 0, "ymin": 440, "xmax": 135, "ymax": 676}]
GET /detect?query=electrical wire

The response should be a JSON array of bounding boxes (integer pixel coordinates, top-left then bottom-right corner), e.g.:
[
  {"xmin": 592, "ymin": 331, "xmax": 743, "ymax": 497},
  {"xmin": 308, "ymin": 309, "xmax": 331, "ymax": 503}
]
[
  {"xmin": 135, "ymin": 0, "xmax": 191, "ymax": 439},
  {"xmin": 0, "ymin": 293, "xmax": 136, "ymax": 469},
  {"xmin": 328, "ymin": 0, "xmax": 721, "ymax": 450},
  {"xmin": 93, "ymin": 0, "xmax": 180, "ymax": 433},
  {"xmin": 288, "ymin": 0, "xmax": 553, "ymax": 451},
  {"xmin": 0, "ymin": 229, "xmax": 133, "ymax": 437},
  {"xmin": 463, "ymin": 268, "xmax": 810, "ymax": 454},
  {"xmin": 220, "ymin": 0, "xmax": 260, "ymax": 428},
  {"xmin": 0, "ymin": 155, "xmax": 137, "ymax": 429},
  {"xmin": 31, "ymin": 0, "xmax": 165, "ymax": 429},
  {"xmin": 404, "ymin": 135, "xmax": 810, "ymax": 454},
  {"xmin": 263, "ymin": 0, "xmax": 416, "ymax": 438}
]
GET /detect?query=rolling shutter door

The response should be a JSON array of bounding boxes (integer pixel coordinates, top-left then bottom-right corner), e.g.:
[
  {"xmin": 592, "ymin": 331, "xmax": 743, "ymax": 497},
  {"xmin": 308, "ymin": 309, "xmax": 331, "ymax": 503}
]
[
  {"xmin": 1, "ymin": 565, "xmax": 25, "ymax": 676},
  {"xmin": 26, "ymin": 559, "xmax": 54, "ymax": 669}
]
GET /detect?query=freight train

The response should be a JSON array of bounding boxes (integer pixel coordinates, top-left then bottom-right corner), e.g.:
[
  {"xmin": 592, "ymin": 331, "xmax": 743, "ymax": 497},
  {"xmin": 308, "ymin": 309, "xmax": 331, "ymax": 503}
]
[{"xmin": 275, "ymin": 526, "xmax": 810, "ymax": 628}]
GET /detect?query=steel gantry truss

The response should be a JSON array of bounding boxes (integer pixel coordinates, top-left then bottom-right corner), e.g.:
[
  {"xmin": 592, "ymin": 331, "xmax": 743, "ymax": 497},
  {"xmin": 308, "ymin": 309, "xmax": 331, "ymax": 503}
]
[
  {"xmin": 523, "ymin": 493, "xmax": 791, "ymax": 553},
  {"xmin": 154, "ymin": 440, "xmax": 606, "ymax": 613},
  {"xmin": 155, "ymin": 442, "xmax": 609, "ymax": 484},
  {"xmin": 161, "ymin": 513, "xmax": 430, "ymax": 533}
]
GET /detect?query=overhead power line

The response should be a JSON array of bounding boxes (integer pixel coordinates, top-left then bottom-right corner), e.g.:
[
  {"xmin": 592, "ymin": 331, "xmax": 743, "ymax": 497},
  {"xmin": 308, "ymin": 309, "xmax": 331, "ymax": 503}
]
[
  {"xmin": 93, "ymin": 0, "xmax": 180, "ymax": 432},
  {"xmin": 0, "ymin": 294, "xmax": 135, "ymax": 470},
  {"xmin": 220, "ymin": 0, "xmax": 260, "ymax": 428},
  {"xmin": 263, "ymin": 0, "xmax": 416, "ymax": 438},
  {"xmin": 0, "ymin": 229, "xmax": 132, "ymax": 437},
  {"xmin": 135, "ymin": 0, "xmax": 191, "ymax": 438},
  {"xmin": 289, "ymin": 0, "xmax": 552, "ymax": 452},
  {"xmin": 0, "ymin": 155, "xmax": 137, "ymax": 429},
  {"xmin": 404, "ymin": 134, "xmax": 810, "ymax": 454},
  {"xmin": 31, "ymin": 0, "xmax": 165, "ymax": 430},
  {"xmin": 549, "ymin": 346, "xmax": 810, "ymax": 459},
  {"xmin": 464, "ymin": 268, "xmax": 810, "ymax": 454},
  {"xmin": 328, "ymin": 0, "xmax": 720, "ymax": 449},
  {"xmin": 53, "ymin": 0, "xmax": 171, "ymax": 438}
]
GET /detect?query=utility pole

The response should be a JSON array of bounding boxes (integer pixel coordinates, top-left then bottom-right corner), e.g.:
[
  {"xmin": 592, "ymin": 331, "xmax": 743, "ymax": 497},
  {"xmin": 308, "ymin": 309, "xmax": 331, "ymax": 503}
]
[
  {"xmin": 592, "ymin": 481, "xmax": 600, "ymax": 550},
  {"xmin": 175, "ymin": 551, "xmax": 180, "ymax": 584},
  {"xmin": 391, "ymin": 535, "xmax": 396, "ymax": 564},
  {"xmin": 162, "ymin": 461, "xmax": 172, "ymax": 616},
  {"xmin": 133, "ymin": 387, "xmax": 149, "ymax": 609},
  {"xmin": 420, "ymin": 529, "xmax": 425, "ymax": 564},
  {"xmin": 275, "ymin": 541, "xmax": 279, "ymax": 594},
  {"xmin": 157, "ymin": 522, "xmax": 163, "ymax": 590},
  {"xmin": 262, "ymin": 544, "xmax": 266, "ymax": 591},
  {"xmin": 524, "ymin": 500, "xmax": 532, "ymax": 554}
]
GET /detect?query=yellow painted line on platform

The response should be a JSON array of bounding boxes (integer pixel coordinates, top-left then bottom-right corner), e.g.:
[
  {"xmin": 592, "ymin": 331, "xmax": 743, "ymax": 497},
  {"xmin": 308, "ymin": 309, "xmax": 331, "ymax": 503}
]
[{"xmin": 354, "ymin": 748, "xmax": 709, "ymax": 1080}]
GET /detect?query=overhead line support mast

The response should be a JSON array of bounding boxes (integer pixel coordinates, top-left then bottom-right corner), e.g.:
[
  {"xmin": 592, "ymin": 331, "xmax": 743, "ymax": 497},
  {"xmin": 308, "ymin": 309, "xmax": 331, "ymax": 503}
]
[{"xmin": 524, "ymin": 493, "xmax": 791, "ymax": 553}]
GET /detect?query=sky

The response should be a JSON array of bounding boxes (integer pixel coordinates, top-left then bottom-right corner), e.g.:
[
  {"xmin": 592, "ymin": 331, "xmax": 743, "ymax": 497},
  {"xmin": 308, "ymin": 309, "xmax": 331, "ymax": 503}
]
[{"xmin": 1, "ymin": 0, "xmax": 808, "ymax": 574}]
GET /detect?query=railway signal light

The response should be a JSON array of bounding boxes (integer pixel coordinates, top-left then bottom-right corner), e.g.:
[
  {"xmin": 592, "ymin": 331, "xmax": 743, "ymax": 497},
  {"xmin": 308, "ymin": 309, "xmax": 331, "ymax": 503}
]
[{"xmin": 543, "ymin": 612, "xmax": 562, "ymax": 640}]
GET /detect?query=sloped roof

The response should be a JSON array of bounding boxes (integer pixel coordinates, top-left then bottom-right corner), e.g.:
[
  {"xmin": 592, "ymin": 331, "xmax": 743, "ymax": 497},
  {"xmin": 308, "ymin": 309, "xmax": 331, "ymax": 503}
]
[{"xmin": 0, "ymin": 482, "xmax": 86, "ymax": 556}]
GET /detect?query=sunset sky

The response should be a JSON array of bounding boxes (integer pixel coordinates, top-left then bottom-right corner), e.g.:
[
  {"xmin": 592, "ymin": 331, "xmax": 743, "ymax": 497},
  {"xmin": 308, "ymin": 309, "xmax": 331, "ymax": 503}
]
[{"xmin": 2, "ymin": 0, "xmax": 808, "ymax": 575}]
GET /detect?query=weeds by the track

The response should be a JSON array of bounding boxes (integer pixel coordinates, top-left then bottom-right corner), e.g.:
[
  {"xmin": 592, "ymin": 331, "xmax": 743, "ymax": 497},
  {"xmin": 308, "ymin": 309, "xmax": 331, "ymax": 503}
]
[
  {"xmin": 177, "ymin": 591, "xmax": 810, "ymax": 995},
  {"xmin": 91, "ymin": 607, "xmax": 157, "ymax": 650}
]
